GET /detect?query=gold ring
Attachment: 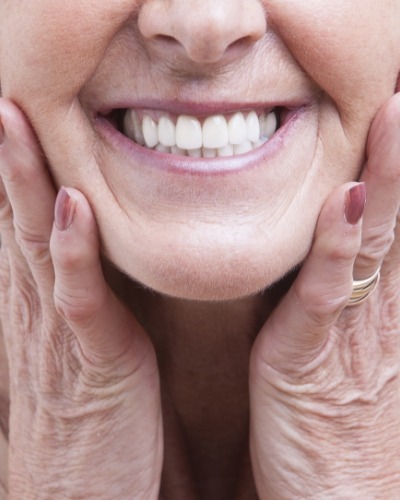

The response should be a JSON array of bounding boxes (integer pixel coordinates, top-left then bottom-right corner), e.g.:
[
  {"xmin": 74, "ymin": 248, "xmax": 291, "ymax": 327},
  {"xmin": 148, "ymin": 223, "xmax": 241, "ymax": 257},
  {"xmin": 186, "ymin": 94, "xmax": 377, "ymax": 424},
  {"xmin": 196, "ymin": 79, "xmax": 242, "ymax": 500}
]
[{"xmin": 348, "ymin": 268, "xmax": 381, "ymax": 306}]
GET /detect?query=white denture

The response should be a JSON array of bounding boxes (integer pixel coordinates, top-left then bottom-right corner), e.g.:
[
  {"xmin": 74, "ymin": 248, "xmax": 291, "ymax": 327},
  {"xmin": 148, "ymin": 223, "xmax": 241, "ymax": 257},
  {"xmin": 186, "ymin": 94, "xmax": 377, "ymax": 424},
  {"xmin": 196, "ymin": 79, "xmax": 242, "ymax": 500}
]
[
  {"xmin": 261, "ymin": 112, "xmax": 278, "ymax": 139},
  {"xmin": 228, "ymin": 112, "xmax": 248, "ymax": 145},
  {"xmin": 122, "ymin": 108, "xmax": 279, "ymax": 158},
  {"xmin": 142, "ymin": 115, "xmax": 158, "ymax": 148},
  {"xmin": 158, "ymin": 116, "xmax": 176, "ymax": 147},
  {"xmin": 176, "ymin": 116, "xmax": 202, "ymax": 150},
  {"xmin": 202, "ymin": 115, "xmax": 229, "ymax": 149},
  {"xmin": 246, "ymin": 111, "xmax": 260, "ymax": 143}
]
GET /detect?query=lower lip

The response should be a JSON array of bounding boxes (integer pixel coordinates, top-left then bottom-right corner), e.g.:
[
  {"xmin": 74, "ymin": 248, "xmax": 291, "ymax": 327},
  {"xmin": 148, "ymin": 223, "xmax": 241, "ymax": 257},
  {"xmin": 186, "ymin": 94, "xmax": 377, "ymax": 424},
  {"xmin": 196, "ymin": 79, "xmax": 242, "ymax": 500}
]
[{"xmin": 94, "ymin": 106, "xmax": 309, "ymax": 176}]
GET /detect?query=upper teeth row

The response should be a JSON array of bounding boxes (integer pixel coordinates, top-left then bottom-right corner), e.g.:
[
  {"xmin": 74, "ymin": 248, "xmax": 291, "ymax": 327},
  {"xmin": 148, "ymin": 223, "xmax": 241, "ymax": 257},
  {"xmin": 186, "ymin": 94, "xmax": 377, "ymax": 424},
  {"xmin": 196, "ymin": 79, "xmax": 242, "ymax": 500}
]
[{"xmin": 123, "ymin": 109, "xmax": 278, "ymax": 156}]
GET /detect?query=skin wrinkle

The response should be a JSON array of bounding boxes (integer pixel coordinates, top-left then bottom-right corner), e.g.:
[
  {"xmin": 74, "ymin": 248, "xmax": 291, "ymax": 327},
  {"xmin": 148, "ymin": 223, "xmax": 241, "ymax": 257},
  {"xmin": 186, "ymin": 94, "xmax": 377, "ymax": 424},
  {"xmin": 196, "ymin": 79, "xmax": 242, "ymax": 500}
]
[
  {"xmin": 1, "ymin": 2, "xmax": 400, "ymax": 498},
  {"xmin": 90, "ymin": 133, "xmax": 133, "ymax": 226}
]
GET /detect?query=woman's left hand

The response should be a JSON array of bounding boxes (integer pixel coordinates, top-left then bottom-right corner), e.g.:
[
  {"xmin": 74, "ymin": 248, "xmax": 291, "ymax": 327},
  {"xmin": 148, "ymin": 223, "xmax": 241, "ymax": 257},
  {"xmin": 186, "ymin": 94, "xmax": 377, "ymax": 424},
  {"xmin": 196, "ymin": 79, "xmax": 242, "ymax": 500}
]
[{"xmin": 250, "ymin": 93, "xmax": 400, "ymax": 499}]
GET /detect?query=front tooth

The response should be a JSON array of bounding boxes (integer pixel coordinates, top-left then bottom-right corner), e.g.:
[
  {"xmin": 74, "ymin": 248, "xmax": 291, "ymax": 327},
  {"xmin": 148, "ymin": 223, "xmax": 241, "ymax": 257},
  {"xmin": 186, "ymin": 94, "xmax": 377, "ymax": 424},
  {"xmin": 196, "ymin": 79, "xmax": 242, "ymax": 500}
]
[
  {"xmin": 124, "ymin": 110, "xmax": 145, "ymax": 145},
  {"xmin": 246, "ymin": 111, "xmax": 260, "ymax": 142},
  {"xmin": 176, "ymin": 116, "xmax": 202, "ymax": 150},
  {"xmin": 233, "ymin": 140, "xmax": 253, "ymax": 155},
  {"xmin": 142, "ymin": 115, "xmax": 158, "ymax": 148},
  {"xmin": 228, "ymin": 112, "xmax": 247, "ymax": 145},
  {"xmin": 158, "ymin": 116, "xmax": 176, "ymax": 147},
  {"xmin": 264, "ymin": 111, "xmax": 278, "ymax": 138},
  {"xmin": 202, "ymin": 115, "xmax": 229, "ymax": 149}
]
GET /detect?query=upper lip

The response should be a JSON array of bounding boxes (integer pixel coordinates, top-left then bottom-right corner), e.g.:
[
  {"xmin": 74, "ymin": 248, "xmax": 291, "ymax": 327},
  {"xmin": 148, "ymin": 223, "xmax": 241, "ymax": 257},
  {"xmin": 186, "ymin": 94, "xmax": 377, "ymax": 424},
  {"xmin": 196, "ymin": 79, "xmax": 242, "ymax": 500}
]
[{"xmin": 95, "ymin": 98, "xmax": 312, "ymax": 118}]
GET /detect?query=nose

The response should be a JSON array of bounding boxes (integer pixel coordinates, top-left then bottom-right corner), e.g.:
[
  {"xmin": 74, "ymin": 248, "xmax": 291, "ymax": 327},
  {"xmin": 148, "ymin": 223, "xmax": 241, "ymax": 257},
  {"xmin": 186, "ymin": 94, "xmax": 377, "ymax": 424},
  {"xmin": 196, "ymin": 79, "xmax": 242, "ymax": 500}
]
[{"xmin": 138, "ymin": 0, "xmax": 267, "ymax": 65}]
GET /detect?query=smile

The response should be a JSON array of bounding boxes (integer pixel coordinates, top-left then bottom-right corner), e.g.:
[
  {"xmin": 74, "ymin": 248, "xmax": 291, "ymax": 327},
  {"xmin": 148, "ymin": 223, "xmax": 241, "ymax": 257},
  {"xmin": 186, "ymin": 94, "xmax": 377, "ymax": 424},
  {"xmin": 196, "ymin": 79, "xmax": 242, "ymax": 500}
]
[
  {"xmin": 95, "ymin": 101, "xmax": 311, "ymax": 175},
  {"xmin": 106, "ymin": 107, "xmax": 282, "ymax": 159}
]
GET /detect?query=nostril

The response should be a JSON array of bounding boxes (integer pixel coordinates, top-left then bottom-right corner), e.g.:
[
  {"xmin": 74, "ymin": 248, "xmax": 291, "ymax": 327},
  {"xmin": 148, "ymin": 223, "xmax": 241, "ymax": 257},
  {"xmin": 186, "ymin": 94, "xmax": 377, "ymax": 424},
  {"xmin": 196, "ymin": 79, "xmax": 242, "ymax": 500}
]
[
  {"xmin": 156, "ymin": 34, "xmax": 178, "ymax": 45},
  {"xmin": 228, "ymin": 35, "xmax": 258, "ymax": 52},
  {"xmin": 152, "ymin": 34, "xmax": 188, "ymax": 55}
]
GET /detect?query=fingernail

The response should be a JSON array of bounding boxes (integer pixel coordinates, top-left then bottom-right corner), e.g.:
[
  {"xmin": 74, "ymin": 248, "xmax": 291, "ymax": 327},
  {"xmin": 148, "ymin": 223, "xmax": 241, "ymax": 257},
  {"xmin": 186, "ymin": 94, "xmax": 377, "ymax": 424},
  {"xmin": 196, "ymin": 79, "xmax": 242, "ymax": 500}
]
[
  {"xmin": 55, "ymin": 187, "xmax": 76, "ymax": 231},
  {"xmin": 345, "ymin": 183, "xmax": 366, "ymax": 225}
]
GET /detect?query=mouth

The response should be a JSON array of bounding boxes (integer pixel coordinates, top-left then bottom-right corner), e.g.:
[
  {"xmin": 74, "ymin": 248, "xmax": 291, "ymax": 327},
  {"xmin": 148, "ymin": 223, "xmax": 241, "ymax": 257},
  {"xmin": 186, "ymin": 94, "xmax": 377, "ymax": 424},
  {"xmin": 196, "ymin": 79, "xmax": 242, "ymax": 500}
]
[{"xmin": 101, "ymin": 106, "xmax": 285, "ymax": 159}]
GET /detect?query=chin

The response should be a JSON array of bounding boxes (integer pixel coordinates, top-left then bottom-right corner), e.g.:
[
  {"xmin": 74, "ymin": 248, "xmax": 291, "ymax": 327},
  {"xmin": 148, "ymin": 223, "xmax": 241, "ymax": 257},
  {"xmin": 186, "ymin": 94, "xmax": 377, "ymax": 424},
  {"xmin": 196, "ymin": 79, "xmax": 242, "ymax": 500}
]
[{"xmin": 107, "ymin": 237, "xmax": 308, "ymax": 302}]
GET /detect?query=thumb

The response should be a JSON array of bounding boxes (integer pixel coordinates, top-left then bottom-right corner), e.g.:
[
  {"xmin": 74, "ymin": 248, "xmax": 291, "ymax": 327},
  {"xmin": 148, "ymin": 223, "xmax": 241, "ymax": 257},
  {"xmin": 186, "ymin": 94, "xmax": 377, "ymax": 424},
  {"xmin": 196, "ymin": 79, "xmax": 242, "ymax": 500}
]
[
  {"xmin": 50, "ymin": 187, "xmax": 154, "ymax": 372},
  {"xmin": 252, "ymin": 182, "xmax": 365, "ymax": 375}
]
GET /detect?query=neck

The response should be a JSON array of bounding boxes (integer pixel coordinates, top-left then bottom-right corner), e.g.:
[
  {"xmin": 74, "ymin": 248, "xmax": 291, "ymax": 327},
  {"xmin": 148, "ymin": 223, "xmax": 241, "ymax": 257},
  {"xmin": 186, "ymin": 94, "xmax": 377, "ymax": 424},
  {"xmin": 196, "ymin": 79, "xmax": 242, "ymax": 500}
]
[
  {"xmin": 108, "ymin": 264, "xmax": 294, "ymax": 499},
  {"xmin": 136, "ymin": 289, "xmax": 270, "ymax": 499}
]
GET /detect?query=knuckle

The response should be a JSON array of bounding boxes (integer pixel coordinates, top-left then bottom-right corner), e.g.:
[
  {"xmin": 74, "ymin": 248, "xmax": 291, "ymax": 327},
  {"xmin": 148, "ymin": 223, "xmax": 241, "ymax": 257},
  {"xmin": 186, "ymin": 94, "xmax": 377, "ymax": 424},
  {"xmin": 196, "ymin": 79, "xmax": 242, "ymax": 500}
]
[
  {"xmin": 327, "ymin": 244, "xmax": 356, "ymax": 262},
  {"xmin": 366, "ymin": 223, "xmax": 395, "ymax": 248},
  {"xmin": 14, "ymin": 222, "xmax": 50, "ymax": 265},
  {"xmin": 53, "ymin": 245, "xmax": 86, "ymax": 270},
  {"xmin": 294, "ymin": 279, "xmax": 349, "ymax": 319},
  {"xmin": 50, "ymin": 235, "xmax": 91, "ymax": 271},
  {"xmin": 359, "ymin": 225, "xmax": 396, "ymax": 265},
  {"xmin": 0, "ymin": 196, "xmax": 13, "ymax": 228},
  {"xmin": 316, "ymin": 234, "xmax": 359, "ymax": 263},
  {"xmin": 1, "ymin": 148, "xmax": 42, "ymax": 186},
  {"xmin": 0, "ymin": 161, "xmax": 23, "ymax": 185},
  {"xmin": 54, "ymin": 287, "xmax": 104, "ymax": 326},
  {"xmin": 356, "ymin": 252, "xmax": 382, "ymax": 271}
]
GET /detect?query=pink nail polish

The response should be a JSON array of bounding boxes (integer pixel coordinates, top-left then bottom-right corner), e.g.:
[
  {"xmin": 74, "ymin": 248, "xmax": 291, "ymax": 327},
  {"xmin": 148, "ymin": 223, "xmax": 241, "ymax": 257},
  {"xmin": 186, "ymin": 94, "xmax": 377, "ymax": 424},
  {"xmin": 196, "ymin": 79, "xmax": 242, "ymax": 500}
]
[
  {"xmin": 345, "ymin": 183, "xmax": 366, "ymax": 225},
  {"xmin": 55, "ymin": 187, "xmax": 76, "ymax": 231}
]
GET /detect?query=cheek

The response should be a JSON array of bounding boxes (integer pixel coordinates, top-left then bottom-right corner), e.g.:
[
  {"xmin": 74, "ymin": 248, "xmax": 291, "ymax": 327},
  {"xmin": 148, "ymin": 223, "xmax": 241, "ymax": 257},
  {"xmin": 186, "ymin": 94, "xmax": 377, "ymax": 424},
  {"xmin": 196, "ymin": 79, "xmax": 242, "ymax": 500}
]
[
  {"xmin": 268, "ymin": 1, "xmax": 400, "ymax": 111},
  {"xmin": 0, "ymin": 1, "xmax": 136, "ymax": 105}
]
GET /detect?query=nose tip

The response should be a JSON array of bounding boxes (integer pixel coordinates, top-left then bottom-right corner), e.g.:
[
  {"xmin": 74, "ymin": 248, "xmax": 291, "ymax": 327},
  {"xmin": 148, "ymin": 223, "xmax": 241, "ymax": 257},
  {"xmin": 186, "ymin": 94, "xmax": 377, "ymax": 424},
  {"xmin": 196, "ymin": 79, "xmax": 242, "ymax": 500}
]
[{"xmin": 138, "ymin": 0, "xmax": 266, "ymax": 65}]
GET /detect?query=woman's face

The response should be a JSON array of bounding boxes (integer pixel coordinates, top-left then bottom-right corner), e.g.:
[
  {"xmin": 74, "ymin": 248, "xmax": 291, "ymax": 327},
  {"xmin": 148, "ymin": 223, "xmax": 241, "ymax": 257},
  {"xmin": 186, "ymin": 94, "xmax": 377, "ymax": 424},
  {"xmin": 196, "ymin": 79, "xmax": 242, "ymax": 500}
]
[{"xmin": 1, "ymin": 0, "xmax": 400, "ymax": 300}]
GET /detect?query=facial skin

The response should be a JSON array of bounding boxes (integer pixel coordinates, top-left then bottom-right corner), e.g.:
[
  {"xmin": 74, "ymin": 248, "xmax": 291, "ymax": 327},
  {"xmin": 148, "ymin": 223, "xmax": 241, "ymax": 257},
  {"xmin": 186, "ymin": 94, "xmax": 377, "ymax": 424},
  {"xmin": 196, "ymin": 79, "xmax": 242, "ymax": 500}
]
[{"xmin": 0, "ymin": 0, "xmax": 400, "ymax": 301}]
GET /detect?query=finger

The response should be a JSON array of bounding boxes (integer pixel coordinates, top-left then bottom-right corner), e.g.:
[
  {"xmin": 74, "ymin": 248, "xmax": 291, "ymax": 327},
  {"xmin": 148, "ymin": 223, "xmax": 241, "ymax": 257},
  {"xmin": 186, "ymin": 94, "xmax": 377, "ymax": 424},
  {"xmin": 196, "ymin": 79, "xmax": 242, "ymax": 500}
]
[
  {"xmin": 0, "ymin": 113, "xmax": 22, "ymax": 291},
  {"xmin": 0, "ymin": 122, "xmax": 13, "ymax": 235},
  {"xmin": 0, "ymin": 99, "xmax": 55, "ymax": 286},
  {"xmin": 354, "ymin": 93, "xmax": 400, "ymax": 280},
  {"xmin": 50, "ymin": 187, "xmax": 153, "ymax": 371},
  {"xmin": 0, "ymin": 177, "xmax": 13, "ymax": 236},
  {"xmin": 0, "ymin": 175, "xmax": 13, "ymax": 343},
  {"xmin": 252, "ymin": 183, "xmax": 364, "ymax": 373},
  {"xmin": 387, "ymin": 211, "xmax": 400, "ymax": 273}
]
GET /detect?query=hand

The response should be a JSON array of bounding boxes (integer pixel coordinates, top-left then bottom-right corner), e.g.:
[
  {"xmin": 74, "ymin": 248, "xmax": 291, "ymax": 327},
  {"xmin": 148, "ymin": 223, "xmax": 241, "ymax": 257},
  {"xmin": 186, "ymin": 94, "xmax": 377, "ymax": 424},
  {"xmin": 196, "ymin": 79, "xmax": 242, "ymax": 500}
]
[
  {"xmin": 250, "ymin": 93, "xmax": 400, "ymax": 499},
  {"xmin": 0, "ymin": 99, "xmax": 162, "ymax": 499}
]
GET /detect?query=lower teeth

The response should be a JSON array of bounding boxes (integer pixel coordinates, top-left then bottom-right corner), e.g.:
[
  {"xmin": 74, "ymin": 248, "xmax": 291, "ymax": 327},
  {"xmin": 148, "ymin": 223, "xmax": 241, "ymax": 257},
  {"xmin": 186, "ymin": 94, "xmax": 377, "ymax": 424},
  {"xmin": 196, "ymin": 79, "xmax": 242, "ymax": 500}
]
[{"xmin": 152, "ymin": 139, "xmax": 268, "ymax": 158}]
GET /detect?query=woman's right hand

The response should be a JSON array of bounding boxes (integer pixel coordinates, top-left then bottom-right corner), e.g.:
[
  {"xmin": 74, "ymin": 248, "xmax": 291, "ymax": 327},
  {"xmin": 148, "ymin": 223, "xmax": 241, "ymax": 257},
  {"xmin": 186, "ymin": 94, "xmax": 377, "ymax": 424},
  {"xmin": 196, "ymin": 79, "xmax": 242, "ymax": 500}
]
[{"xmin": 0, "ymin": 99, "xmax": 163, "ymax": 499}]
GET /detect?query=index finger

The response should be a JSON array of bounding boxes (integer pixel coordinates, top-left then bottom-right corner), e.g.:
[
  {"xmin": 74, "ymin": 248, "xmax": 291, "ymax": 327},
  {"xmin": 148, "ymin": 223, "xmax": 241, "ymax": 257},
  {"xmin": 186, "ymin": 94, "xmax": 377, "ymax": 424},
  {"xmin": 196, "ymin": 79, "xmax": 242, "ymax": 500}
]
[
  {"xmin": 353, "ymin": 93, "xmax": 400, "ymax": 280},
  {"xmin": 0, "ymin": 98, "xmax": 56, "ymax": 283}
]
